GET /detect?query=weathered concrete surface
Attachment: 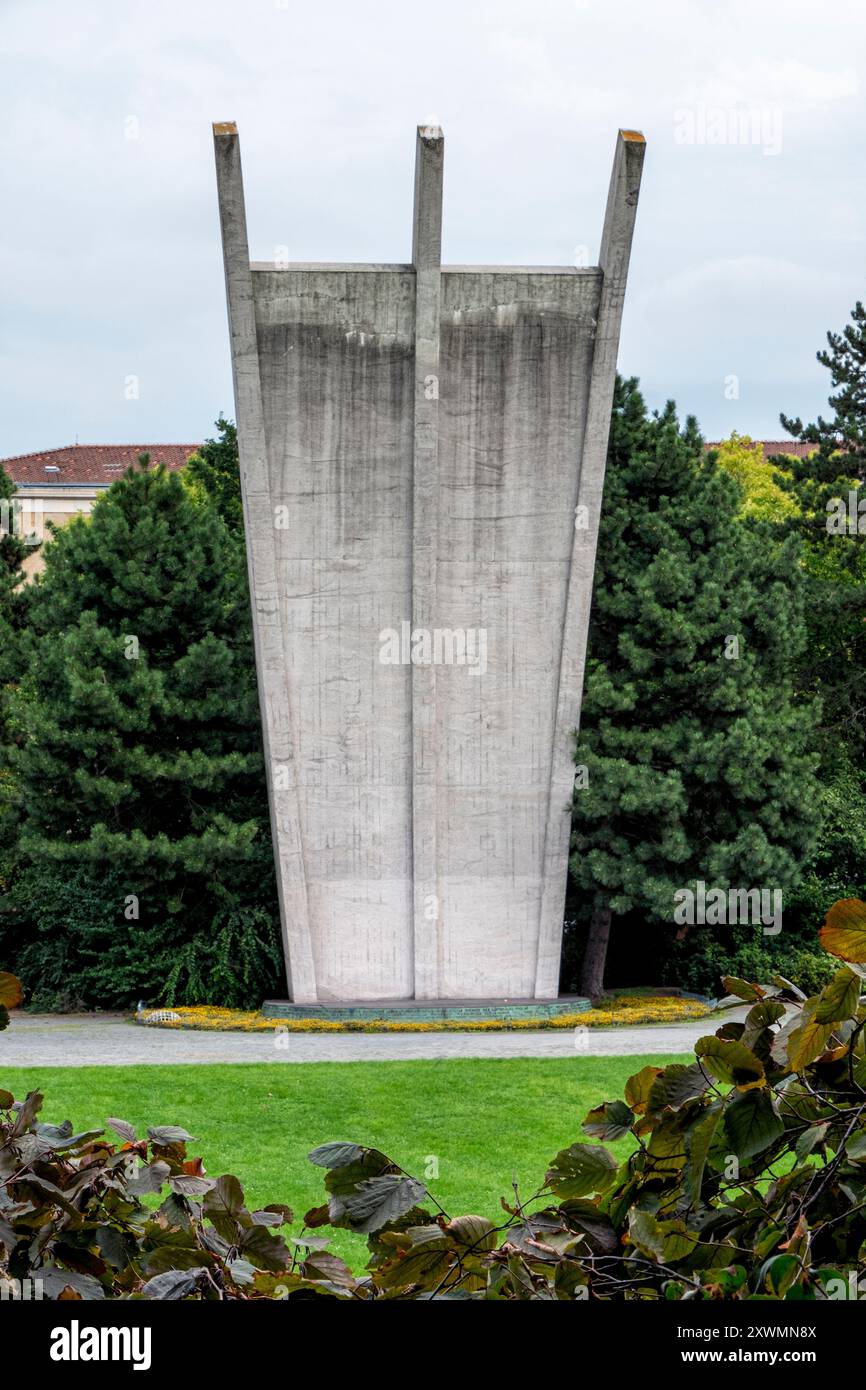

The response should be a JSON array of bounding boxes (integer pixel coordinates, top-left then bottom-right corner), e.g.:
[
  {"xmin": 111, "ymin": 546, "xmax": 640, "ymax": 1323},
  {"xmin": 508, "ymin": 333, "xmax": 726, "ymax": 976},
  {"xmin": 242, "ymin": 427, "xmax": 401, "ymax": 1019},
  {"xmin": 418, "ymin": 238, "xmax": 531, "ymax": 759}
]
[
  {"xmin": 254, "ymin": 264, "xmax": 416, "ymax": 1001},
  {"xmin": 436, "ymin": 269, "xmax": 601, "ymax": 997},
  {"xmin": 214, "ymin": 125, "xmax": 645, "ymax": 1002},
  {"xmin": 411, "ymin": 128, "xmax": 445, "ymax": 999}
]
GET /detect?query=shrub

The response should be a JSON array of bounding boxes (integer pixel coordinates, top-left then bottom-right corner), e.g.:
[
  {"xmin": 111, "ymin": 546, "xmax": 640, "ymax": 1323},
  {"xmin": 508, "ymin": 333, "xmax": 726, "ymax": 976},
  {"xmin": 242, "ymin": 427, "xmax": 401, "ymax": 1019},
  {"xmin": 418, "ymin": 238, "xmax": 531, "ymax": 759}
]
[
  {"xmin": 5, "ymin": 904, "xmax": 866, "ymax": 1299},
  {"xmin": 5, "ymin": 865, "xmax": 283, "ymax": 1012},
  {"xmin": 667, "ymin": 929, "xmax": 838, "ymax": 999},
  {"xmin": 0, "ymin": 1099, "xmax": 298, "ymax": 1301}
]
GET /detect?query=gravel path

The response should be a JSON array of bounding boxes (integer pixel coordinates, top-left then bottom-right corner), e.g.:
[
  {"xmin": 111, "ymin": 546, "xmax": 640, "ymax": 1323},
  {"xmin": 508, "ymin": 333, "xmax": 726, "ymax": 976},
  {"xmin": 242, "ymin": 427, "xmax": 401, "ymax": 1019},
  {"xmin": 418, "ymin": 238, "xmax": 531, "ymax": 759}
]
[{"xmin": 0, "ymin": 1012, "xmax": 725, "ymax": 1067}]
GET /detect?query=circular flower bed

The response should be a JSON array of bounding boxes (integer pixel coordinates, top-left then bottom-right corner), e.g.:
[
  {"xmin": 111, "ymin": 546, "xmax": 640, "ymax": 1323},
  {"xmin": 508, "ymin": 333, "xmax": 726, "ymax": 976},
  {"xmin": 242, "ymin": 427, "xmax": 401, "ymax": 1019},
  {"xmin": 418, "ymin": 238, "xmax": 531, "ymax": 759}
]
[{"xmin": 135, "ymin": 994, "xmax": 711, "ymax": 1033}]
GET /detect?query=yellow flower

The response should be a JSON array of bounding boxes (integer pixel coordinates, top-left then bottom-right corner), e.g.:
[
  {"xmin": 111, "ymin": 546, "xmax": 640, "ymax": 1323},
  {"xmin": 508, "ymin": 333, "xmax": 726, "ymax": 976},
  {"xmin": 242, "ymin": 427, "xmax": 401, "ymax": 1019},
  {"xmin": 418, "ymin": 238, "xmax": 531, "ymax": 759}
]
[{"xmin": 135, "ymin": 995, "xmax": 709, "ymax": 1034}]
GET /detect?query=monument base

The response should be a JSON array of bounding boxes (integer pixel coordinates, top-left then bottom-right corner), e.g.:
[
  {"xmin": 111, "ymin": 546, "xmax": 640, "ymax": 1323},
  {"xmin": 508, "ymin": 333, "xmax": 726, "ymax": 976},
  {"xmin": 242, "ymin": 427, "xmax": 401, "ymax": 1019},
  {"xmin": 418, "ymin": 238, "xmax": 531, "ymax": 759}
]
[{"xmin": 261, "ymin": 996, "xmax": 591, "ymax": 1023}]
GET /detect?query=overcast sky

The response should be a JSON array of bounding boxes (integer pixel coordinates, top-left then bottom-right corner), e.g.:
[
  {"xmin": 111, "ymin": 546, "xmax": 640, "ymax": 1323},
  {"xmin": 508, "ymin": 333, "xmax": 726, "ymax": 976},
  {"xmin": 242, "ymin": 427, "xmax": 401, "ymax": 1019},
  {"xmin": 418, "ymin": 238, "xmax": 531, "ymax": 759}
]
[{"xmin": 2, "ymin": 0, "xmax": 863, "ymax": 456}]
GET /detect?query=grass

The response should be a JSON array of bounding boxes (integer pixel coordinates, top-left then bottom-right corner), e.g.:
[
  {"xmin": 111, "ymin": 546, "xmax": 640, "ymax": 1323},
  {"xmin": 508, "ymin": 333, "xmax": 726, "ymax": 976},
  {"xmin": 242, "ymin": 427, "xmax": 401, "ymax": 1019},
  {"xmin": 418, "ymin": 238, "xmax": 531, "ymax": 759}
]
[{"xmin": 1, "ymin": 1054, "xmax": 690, "ymax": 1267}]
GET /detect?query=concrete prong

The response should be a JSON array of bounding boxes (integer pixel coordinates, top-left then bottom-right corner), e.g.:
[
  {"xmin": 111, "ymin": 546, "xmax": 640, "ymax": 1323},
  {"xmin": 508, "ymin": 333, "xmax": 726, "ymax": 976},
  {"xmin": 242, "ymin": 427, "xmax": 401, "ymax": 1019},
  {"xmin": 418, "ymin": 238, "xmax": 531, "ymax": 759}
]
[
  {"xmin": 533, "ymin": 127, "xmax": 646, "ymax": 999},
  {"xmin": 412, "ymin": 124, "xmax": 444, "ymax": 270},
  {"xmin": 410, "ymin": 124, "xmax": 444, "ymax": 997},
  {"xmin": 212, "ymin": 121, "xmax": 318, "ymax": 1003}
]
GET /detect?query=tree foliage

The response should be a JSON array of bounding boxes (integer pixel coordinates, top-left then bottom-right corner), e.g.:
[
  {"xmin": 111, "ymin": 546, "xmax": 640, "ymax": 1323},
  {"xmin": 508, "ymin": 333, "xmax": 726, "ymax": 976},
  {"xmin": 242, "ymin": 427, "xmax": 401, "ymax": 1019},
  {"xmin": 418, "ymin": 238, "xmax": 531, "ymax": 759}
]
[
  {"xmin": 185, "ymin": 417, "xmax": 244, "ymax": 536},
  {"xmin": 781, "ymin": 299, "xmax": 866, "ymax": 473},
  {"xmin": 5, "ymin": 458, "xmax": 280, "ymax": 1008},
  {"xmin": 570, "ymin": 378, "xmax": 820, "ymax": 995},
  {"xmin": 0, "ymin": 463, "xmax": 33, "ymax": 898},
  {"xmin": 712, "ymin": 432, "xmax": 798, "ymax": 523},
  {"xmin": 776, "ymin": 300, "xmax": 866, "ymax": 764}
]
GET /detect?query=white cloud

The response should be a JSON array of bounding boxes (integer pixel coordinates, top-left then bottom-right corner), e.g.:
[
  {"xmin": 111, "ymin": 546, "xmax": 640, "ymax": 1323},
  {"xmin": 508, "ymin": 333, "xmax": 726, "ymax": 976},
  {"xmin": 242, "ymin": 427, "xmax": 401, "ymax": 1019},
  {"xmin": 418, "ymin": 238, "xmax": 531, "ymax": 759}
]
[
  {"xmin": 1, "ymin": 0, "xmax": 864, "ymax": 452},
  {"xmin": 680, "ymin": 58, "xmax": 858, "ymax": 112}
]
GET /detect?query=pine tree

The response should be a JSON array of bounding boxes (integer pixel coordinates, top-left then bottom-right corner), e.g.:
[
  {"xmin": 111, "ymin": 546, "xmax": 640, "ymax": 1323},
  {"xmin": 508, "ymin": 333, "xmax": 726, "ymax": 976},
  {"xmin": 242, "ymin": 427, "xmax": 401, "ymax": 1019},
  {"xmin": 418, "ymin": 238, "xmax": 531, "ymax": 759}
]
[
  {"xmin": 0, "ymin": 465, "xmax": 30, "ymax": 663},
  {"xmin": 781, "ymin": 299, "xmax": 866, "ymax": 469},
  {"xmin": 0, "ymin": 463, "xmax": 33, "ymax": 900},
  {"xmin": 8, "ymin": 458, "xmax": 281, "ymax": 1008},
  {"xmin": 571, "ymin": 378, "xmax": 820, "ymax": 997},
  {"xmin": 776, "ymin": 299, "xmax": 866, "ymax": 760}
]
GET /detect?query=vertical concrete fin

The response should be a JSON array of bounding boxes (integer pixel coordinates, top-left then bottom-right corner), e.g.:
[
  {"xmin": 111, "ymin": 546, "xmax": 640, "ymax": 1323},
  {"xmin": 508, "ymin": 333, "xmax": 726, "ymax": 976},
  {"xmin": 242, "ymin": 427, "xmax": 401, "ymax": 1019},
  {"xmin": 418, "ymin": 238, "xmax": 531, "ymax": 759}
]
[
  {"xmin": 534, "ymin": 129, "xmax": 646, "ymax": 997},
  {"xmin": 410, "ymin": 125, "xmax": 444, "ymax": 998},
  {"xmin": 412, "ymin": 124, "xmax": 444, "ymax": 267},
  {"xmin": 212, "ymin": 122, "xmax": 318, "ymax": 1003}
]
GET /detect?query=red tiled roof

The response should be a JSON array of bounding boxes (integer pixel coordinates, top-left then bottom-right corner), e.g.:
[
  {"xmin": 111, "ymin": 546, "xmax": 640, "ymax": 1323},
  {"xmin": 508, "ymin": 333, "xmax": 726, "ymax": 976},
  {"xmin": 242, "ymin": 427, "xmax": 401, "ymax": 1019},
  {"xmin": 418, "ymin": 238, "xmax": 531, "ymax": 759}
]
[
  {"xmin": 705, "ymin": 440, "xmax": 818, "ymax": 461},
  {"xmin": 0, "ymin": 444, "xmax": 200, "ymax": 486}
]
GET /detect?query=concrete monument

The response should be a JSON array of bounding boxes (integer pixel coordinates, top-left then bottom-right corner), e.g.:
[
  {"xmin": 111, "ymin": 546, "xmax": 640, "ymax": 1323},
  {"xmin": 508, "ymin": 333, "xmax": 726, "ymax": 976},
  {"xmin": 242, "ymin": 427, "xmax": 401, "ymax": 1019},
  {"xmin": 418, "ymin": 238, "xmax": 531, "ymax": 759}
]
[{"xmin": 214, "ymin": 122, "xmax": 645, "ymax": 1004}]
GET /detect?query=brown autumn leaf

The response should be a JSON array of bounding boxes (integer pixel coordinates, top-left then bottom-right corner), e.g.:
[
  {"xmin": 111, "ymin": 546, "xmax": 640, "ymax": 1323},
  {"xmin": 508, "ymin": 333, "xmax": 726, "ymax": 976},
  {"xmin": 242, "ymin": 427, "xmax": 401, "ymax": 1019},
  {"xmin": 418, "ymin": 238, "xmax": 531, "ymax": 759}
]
[
  {"xmin": 0, "ymin": 973, "xmax": 23, "ymax": 1009},
  {"xmin": 819, "ymin": 898, "xmax": 866, "ymax": 964}
]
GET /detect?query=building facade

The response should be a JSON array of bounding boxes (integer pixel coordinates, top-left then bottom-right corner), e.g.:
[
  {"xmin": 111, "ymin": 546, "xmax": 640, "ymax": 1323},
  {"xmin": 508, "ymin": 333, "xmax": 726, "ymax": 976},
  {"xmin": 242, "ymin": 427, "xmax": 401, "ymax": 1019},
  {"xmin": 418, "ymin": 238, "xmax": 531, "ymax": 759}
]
[{"xmin": 0, "ymin": 444, "xmax": 197, "ymax": 576}]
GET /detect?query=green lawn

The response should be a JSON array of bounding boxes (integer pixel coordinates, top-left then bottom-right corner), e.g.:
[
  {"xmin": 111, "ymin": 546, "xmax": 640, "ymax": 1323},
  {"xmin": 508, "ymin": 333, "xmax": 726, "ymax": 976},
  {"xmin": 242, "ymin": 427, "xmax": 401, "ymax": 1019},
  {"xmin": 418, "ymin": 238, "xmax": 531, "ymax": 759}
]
[{"xmin": 2, "ymin": 1054, "xmax": 690, "ymax": 1266}]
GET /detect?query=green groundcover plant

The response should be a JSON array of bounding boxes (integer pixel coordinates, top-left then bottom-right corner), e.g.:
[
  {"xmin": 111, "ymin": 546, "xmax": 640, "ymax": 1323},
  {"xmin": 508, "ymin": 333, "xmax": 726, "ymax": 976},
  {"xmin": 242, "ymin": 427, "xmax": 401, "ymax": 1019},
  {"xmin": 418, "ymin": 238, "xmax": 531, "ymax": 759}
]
[{"xmin": 4, "ymin": 900, "xmax": 866, "ymax": 1300}]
